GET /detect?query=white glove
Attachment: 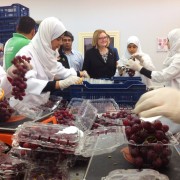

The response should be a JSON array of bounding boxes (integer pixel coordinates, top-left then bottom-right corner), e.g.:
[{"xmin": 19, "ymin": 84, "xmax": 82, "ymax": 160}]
[
  {"xmin": 59, "ymin": 76, "xmax": 82, "ymax": 90},
  {"xmin": 131, "ymin": 53, "xmax": 144, "ymax": 64},
  {"xmin": 134, "ymin": 87, "xmax": 180, "ymax": 124},
  {"xmin": 117, "ymin": 65, "xmax": 126, "ymax": 76},
  {"xmin": 80, "ymin": 70, "xmax": 90, "ymax": 78},
  {"xmin": 126, "ymin": 59, "xmax": 143, "ymax": 72}
]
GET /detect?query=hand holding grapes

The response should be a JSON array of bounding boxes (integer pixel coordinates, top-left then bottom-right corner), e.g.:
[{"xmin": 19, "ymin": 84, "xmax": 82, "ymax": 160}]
[
  {"xmin": 7, "ymin": 59, "xmax": 32, "ymax": 79},
  {"xmin": 126, "ymin": 59, "xmax": 143, "ymax": 72},
  {"xmin": 134, "ymin": 87, "xmax": 180, "ymax": 124}
]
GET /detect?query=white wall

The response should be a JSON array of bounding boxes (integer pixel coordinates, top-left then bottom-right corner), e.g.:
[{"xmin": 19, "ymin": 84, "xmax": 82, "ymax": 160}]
[{"xmin": 1, "ymin": 0, "xmax": 180, "ymax": 71}]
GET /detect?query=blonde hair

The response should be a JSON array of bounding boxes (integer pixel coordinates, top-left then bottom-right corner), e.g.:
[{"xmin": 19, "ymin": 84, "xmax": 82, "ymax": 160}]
[{"xmin": 92, "ymin": 29, "xmax": 108, "ymax": 47}]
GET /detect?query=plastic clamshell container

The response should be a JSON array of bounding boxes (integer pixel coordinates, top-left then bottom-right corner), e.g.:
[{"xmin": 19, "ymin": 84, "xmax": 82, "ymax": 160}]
[
  {"xmin": 40, "ymin": 95, "xmax": 62, "ymax": 111},
  {"xmin": 0, "ymin": 153, "xmax": 27, "ymax": 180},
  {"xmin": 75, "ymin": 101, "xmax": 97, "ymax": 131},
  {"xmin": 127, "ymin": 131, "xmax": 179, "ymax": 169},
  {"xmin": 24, "ymin": 165, "xmax": 69, "ymax": 180},
  {"xmin": 12, "ymin": 122, "xmax": 81, "ymax": 153},
  {"xmin": 66, "ymin": 98, "xmax": 86, "ymax": 115},
  {"xmin": 10, "ymin": 146, "xmax": 68, "ymax": 167},
  {"xmin": 101, "ymin": 169, "xmax": 169, "ymax": 180},
  {"xmin": 13, "ymin": 102, "xmax": 43, "ymax": 119},
  {"xmin": 12, "ymin": 95, "xmax": 62, "ymax": 119},
  {"xmin": 75, "ymin": 126, "xmax": 127, "ymax": 157},
  {"xmin": 88, "ymin": 98, "xmax": 119, "ymax": 114}
]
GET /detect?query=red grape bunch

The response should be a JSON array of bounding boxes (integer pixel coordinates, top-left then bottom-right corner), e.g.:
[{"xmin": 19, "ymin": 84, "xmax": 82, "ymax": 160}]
[
  {"xmin": 126, "ymin": 68, "xmax": 135, "ymax": 77},
  {"xmin": 10, "ymin": 55, "xmax": 31, "ymax": 100},
  {"xmin": 123, "ymin": 117, "xmax": 172, "ymax": 169},
  {"xmin": 0, "ymin": 98, "xmax": 15, "ymax": 122},
  {"xmin": 126, "ymin": 58, "xmax": 136, "ymax": 77},
  {"xmin": 54, "ymin": 109, "xmax": 75, "ymax": 126}
]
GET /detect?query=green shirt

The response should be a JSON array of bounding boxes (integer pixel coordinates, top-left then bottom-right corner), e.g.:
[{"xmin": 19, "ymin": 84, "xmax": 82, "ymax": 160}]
[{"xmin": 4, "ymin": 33, "xmax": 30, "ymax": 70}]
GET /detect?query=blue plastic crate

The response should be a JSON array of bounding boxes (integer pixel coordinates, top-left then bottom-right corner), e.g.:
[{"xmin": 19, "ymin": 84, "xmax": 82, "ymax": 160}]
[
  {"xmin": 0, "ymin": 4, "xmax": 29, "ymax": 18},
  {"xmin": 52, "ymin": 79, "xmax": 146, "ymax": 106},
  {"xmin": 0, "ymin": 18, "xmax": 17, "ymax": 32},
  {"xmin": 0, "ymin": 31, "xmax": 13, "ymax": 45},
  {"xmin": 112, "ymin": 76, "xmax": 142, "ymax": 84}
]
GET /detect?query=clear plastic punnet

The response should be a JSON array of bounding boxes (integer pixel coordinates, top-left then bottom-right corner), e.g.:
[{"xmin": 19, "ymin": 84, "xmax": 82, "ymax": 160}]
[
  {"xmin": 66, "ymin": 98, "xmax": 86, "ymax": 115},
  {"xmin": 88, "ymin": 98, "xmax": 119, "ymax": 114},
  {"xmin": 12, "ymin": 122, "xmax": 82, "ymax": 154},
  {"xmin": 24, "ymin": 165, "xmax": 69, "ymax": 180},
  {"xmin": 9, "ymin": 146, "xmax": 68, "ymax": 167},
  {"xmin": 0, "ymin": 153, "xmax": 28, "ymax": 180},
  {"xmin": 12, "ymin": 95, "xmax": 62, "ymax": 119},
  {"xmin": 101, "ymin": 169, "xmax": 169, "ymax": 180},
  {"xmin": 75, "ymin": 101, "xmax": 97, "ymax": 131},
  {"xmin": 75, "ymin": 126, "xmax": 127, "ymax": 157}
]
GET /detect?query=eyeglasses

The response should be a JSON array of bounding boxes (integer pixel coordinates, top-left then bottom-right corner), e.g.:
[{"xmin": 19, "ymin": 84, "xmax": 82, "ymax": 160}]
[
  {"xmin": 62, "ymin": 38, "xmax": 72, "ymax": 42},
  {"xmin": 98, "ymin": 36, "xmax": 108, "ymax": 40}
]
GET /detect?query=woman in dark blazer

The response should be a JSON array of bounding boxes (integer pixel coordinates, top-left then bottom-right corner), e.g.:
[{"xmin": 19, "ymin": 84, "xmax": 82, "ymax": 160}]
[{"xmin": 82, "ymin": 29, "xmax": 117, "ymax": 79}]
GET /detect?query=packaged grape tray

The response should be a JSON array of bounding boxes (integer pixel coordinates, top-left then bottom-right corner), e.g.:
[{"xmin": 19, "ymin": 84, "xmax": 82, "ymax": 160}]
[
  {"xmin": 12, "ymin": 122, "xmax": 82, "ymax": 153},
  {"xmin": 10, "ymin": 146, "xmax": 68, "ymax": 167},
  {"xmin": 75, "ymin": 125, "xmax": 179, "ymax": 167},
  {"xmin": 101, "ymin": 169, "xmax": 169, "ymax": 180}
]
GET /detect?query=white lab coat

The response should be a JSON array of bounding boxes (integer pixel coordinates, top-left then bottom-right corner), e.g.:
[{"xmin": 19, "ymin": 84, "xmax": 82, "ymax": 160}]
[
  {"xmin": 151, "ymin": 29, "xmax": 180, "ymax": 89},
  {"xmin": 9, "ymin": 17, "xmax": 77, "ymax": 109},
  {"xmin": 115, "ymin": 53, "xmax": 155, "ymax": 87},
  {"xmin": 151, "ymin": 54, "xmax": 180, "ymax": 89},
  {"xmin": 114, "ymin": 36, "xmax": 155, "ymax": 87}
]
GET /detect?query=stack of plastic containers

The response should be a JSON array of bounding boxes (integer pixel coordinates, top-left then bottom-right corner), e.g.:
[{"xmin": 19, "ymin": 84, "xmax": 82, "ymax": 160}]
[
  {"xmin": 0, "ymin": 3, "xmax": 29, "ymax": 45},
  {"xmin": 0, "ymin": 141, "xmax": 27, "ymax": 179},
  {"xmin": 11, "ymin": 122, "xmax": 84, "ymax": 179}
]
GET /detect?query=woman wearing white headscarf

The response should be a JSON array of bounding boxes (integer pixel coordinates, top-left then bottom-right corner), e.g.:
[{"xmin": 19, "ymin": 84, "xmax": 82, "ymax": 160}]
[
  {"xmin": 127, "ymin": 29, "xmax": 180, "ymax": 134},
  {"xmin": 9, "ymin": 17, "xmax": 82, "ymax": 108},
  {"xmin": 127, "ymin": 29, "xmax": 180, "ymax": 89},
  {"xmin": 115, "ymin": 36, "xmax": 155, "ymax": 87}
]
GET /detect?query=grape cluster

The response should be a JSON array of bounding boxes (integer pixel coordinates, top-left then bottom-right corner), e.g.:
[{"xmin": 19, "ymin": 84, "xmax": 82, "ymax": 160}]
[
  {"xmin": 124, "ymin": 117, "xmax": 172, "ymax": 169},
  {"xmin": 0, "ymin": 98, "xmax": 14, "ymax": 122},
  {"xmin": 54, "ymin": 109, "xmax": 75, "ymax": 126},
  {"xmin": 92, "ymin": 109, "xmax": 132, "ymax": 129},
  {"xmin": 126, "ymin": 68, "xmax": 135, "ymax": 77},
  {"xmin": 10, "ymin": 55, "xmax": 31, "ymax": 100}
]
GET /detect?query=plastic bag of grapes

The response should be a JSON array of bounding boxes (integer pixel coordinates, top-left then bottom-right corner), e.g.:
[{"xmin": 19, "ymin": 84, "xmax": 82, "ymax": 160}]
[{"xmin": 101, "ymin": 169, "xmax": 169, "ymax": 180}]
